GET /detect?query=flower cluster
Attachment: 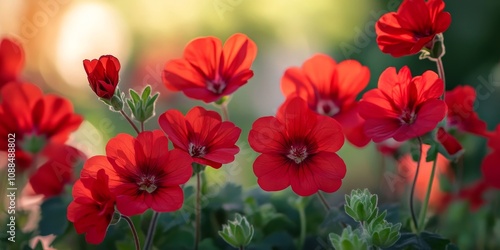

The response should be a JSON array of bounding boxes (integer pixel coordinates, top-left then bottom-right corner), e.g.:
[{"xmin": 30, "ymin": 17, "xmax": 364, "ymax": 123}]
[{"xmin": 3, "ymin": 0, "xmax": 500, "ymax": 249}]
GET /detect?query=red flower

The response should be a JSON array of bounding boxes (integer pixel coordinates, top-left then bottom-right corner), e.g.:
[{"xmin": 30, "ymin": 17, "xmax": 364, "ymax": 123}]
[
  {"xmin": 481, "ymin": 125, "xmax": 500, "ymax": 189},
  {"xmin": 0, "ymin": 82, "xmax": 83, "ymax": 171},
  {"xmin": 83, "ymin": 55, "xmax": 121, "ymax": 99},
  {"xmin": 81, "ymin": 130, "xmax": 193, "ymax": 216},
  {"xmin": 162, "ymin": 33, "xmax": 257, "ymax": 103},
  {"xmin": 445, "ymin": 85, "xmax": 488, "ymax": 136},
  {"xmin": 248, "ymin": 97, "xmax": 346, "ymax": 196},
  {"xmin": 67, "ymin": 169, "xmax": 116, "ymax": 244},
  {"xmin": 0, "ymin": 38, "xmax": 24, "ymax": 88},
  {"xmin": 358, "ymin": 66, "xmax": 446, "ymax": 142},
  {"xmin": 436, "ymin": 127, "xmax": 463, "ymax": 158},
  {"xmin": 281, "ymin": 54, "xmax": 370, "ymax": 147},
  {"xmin": 159, "ymin": 106, "xmax": 241, "ymax": 169},
  {"xmin": 29, "ymin": 144, "xmax": 86, "ymax": 198},
  {"xmin": 375, "ymin": 0, "xmax": 451, "ymax": 57}
]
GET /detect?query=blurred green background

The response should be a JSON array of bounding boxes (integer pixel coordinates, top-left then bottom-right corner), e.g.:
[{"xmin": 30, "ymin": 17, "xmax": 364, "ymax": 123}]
[{"xmin": 1, "ymin": 0, "xmax": 499, "ymax": 200}]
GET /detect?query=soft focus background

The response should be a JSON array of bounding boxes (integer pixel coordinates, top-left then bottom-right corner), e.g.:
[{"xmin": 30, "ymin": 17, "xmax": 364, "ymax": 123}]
[{"xmin": 1, "ymin": 0, "xmax": 500, "ymax": 208}]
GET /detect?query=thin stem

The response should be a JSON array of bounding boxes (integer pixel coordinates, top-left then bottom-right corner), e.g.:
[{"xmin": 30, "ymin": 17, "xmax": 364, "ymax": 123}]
[
  {"xmin": 316, "ymin": 191, "xmax": 331, "ymax": 212},
  {"xmin": 297, "ymin": 202, "xmax": 307, "ymax": 250},
  {"xmin": 143, "ymin": 212, "xmax": 160, "ymax": 250},
  {"xmin": 123, "ymin": 215, "xmax": 141, "ymax": 250},
  {"xmin": 220, "ymin": 103, "xmax": 230, "ymax": 121},
  {"xmin": 194, "ymin": 171, "xmax": 202, "ymax": 250},
  {"xmin": 418, "ymin": 156, "xmax": 438, "ymax": 233},
  {"xmin": 436, "ymin": 57, "xmax": 446, "ymax": 100},
  {"xmin": 410, "ymin": 137, "xmax": 423, "ymax": 232},
  {"xmin": 141, "ymin": 121, "xmax": 145, "ymax": 132},
  {"xmin": 120, "ymin": 109, "xmax": 140, "ymax": 134},
  {"xmin": 239, "ymin": 247, "xmax": 244, "ymax": 250}
]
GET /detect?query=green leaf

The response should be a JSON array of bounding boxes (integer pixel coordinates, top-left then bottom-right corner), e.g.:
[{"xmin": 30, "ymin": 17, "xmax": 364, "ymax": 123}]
[
  {"xmin": 129, "ymin": 89, "xmax": 141, "ymax": 104},
  {"xmin": 126, "ymin": 99, "xmax": 135, "ymax": 111},
  {"xmin": 426, "ymin": 142, "xmax": 439, "ymax": 162},
  {"xmin": 141, "ymin": 85, "xmax": 151, "ymax": 100},
  {"xmin": 38, "ymin": 197, "xmax": 68, "ymax": 236},
  {"xmin": 388, "ymin": 231, "xmax": 452, "ymax": 250}
]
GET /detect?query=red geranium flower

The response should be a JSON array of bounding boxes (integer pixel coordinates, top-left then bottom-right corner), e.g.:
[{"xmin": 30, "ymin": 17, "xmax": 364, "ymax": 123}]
[
  {"xmin": 0, "ymin": 38, "xmax": 24, "ymax": 88},
  {"xmin": 83, "ymin": 55, "xmax": 121, "ymax": 99},
  {"xmin": 481, "ymin": 125, "xmax": 500, "ymax": 189},
  {"xmin": 162, "ymin": 33, "xmax": 257, "ymax": 103},
  {"xmin": 281, "ymin": 54, "xmax": 370, "ymax": 147},
  {"xmin": 29, "ymin": 144, "xmax": 86, "ymax": 198},
  {"xmin": 81, "ymin": 130, "xmax": 193, "ymax": 216},
  {"xmin": 67, "ymin": 169, "xmax": 116, "ymax": 244},
  {"xmin": 445, "ymin": 85, "xmax": 488, "ymax": 136},
  {"xmin": 358, "ymin": 66, "xmax": 446, "ymax": 142},
  {"xmin": 0, "ymin": 82, "xmax": 83, "ymax": 171},
  {"xmin": 375, "ymin": 0, "xmax": 451, "ymax": 57},
  {"xmin": 248, "ymin": 97, "xmax": 346, "ymax": 196},
  {"xmin": 159, "ymin": 106, "xmax": 241, "ymax": 169}
]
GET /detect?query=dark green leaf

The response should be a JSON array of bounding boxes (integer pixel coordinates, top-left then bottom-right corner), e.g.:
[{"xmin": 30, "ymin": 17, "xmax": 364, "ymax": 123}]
[{"xmin": 39, "ymin": 197, "xmax": 68, "ymax": 236}]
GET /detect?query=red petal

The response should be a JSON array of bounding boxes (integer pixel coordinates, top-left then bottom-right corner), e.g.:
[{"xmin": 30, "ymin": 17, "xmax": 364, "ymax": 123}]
[
  {"xmin": 221, "ymin": 33, "xmax": 257, "ymax": 79},
  {"xmin": 159, "ymin": 109, "xmax": 190, "ymax": 151},
  {"xmin": 436, "ymin": 128, "xmax": 463, "ymax": 157},
  {"xmin": 248, "ymin": 116, "xmax": 286, "ymax": 153},
  {"xmin": 253, "ymin": 153, "xmax": 291, "ymax": 192},
  {"xmin": 150, "ymin": 186, "xmax": 184, "ymax": 212},
  {"xmin": 184, "ymin": 36, "xmax": 221, "ymax": 81},
  {"xmin": 0, "ymin": 38, "xmax": 24, "ymax": 86},
  {"xmin": 161, "ymin": 149, "xmax": 193, "ymax": 185}
]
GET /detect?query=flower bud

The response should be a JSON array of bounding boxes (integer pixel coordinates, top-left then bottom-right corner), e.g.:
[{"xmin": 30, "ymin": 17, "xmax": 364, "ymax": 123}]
[
  {"xmin": 218, "ymin": 213, "xmax": 254, "ymax": 248},
  {"xmin": 329, "ymin": 226, "xmax": 368, "ymax": 250},
  {"xmin": 127, "ymin": 86, "xmax": 159, "ymax": 123},
  {"xmin": 368, "ymin": 220, "xmax": 401, "ymax": 248},
  {"xmin": 344, "ymin": 189, "xmax": 378, "ymax": 223}
]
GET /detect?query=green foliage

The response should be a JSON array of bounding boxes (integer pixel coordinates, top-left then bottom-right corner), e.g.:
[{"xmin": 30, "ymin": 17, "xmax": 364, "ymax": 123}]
[
  {"xmin": 329, "ymin": 226, "xmax": 369, "ymax": 250},
  {"xmin": 344, "ymin": 188, "xmax": 378, "ymax": 223},
  {"xmin": 126, "ymin": 85, "xmax": 159, "ymax": 123},
  {"xmin": 330, "ymin": 189, "xmax": 401, "ymax": 250},
  {"xmin": 39, "ymin": 197, "xmax": 68, "ymax": 236},
  {"xmin": 218, "ymin": 213, "xmax": 254, "ymax": 248}
]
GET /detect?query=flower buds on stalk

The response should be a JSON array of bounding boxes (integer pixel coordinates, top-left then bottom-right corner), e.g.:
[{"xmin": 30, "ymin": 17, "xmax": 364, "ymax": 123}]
[{"xmin": 218, "ymin": 213, "xmax": 254, "ymax": 248}]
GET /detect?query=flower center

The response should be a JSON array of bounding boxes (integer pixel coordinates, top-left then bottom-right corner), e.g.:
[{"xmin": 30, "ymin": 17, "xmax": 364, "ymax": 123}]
[
  {"xmin": 189, "ymin": 143, "xmax": 206, "ymax": 157},
  {"xmin": 400, "ymin": 110, "xmax": 417, "ymax": 125},
  {"xmin": 21, "ymin": 133, "xmax": 46, "ymax": 154},
  {"xmin": 137, "ymin": 175, "xmax": 157, "ymax": 193},
  {"xmin": 316, "ymin": 99, "xmax": 340, "ymax": 117},
  {"xmin": 287, "ymin": 145, "xmax": 308, "ymax": 164},
  {"xmin": 206, "ymin": 79, "xmax": 226, "ymax": 94}
]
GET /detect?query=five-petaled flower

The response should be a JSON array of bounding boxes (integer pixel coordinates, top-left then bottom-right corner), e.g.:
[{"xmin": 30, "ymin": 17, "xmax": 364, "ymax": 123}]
[
  {"xmin": 0, "ymin": 38, "xmax": 24, "ymax": 88},
  {"xmin": 80, "ymin": 130, "xmax": 193, "ymax": 216},
  {"xmin": 159, "ymin": 106, "xmax": 241, "ymax": 169},
  {"xmin": 248, "ymin": 97, "xmax": 346, "ymax": 196},
  {"xmin": 162, "ymin": 33, "xmax": 257, "ymax": 103},
  {"xmin": 67, "ymin": 169, "xmax": 116, "ymax": 244},
  {"xmin": 375, "ymin": 0, "xmax": 451, "ymax": 57},
  {"xmin": 83, "ymin": 55, "xmax": 121, "ymax": 99},
  {"xmin": 358, "ymin": 66, "xmax": 446, "ymax": 142},
  {"xmin": 281, "ymin": 54, "xmax": 370, "ymax": 147},
  {"xmin": 0, "ymin": 82, "xmax": 83, "ymax": 171}
]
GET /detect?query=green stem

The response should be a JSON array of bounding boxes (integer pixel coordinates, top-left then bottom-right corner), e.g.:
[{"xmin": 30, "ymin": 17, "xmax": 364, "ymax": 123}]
[
  {"xmin": 297, "ymin": 202, "xmax": 307, "ymax": 250},
  {"xmin": 195, "ymin": 171, "xmax": 202, "ymax": 250},
  {"xmin": 410, "ymin": 137, "xmax": 423, "ymax": 232},
  {"xmin": 220, "ymin": 103, "xmax": 230, "ymax": 121},
  {"xmin": 141, "ymin": 121, "xmax": 145, "ymax": 132},
  {"xmin": 123, "ymin": 215, "xmax": 141, "ymax": 250},
  {"xmin": 316, "ymin": 191, "xmax": 331, "ymax": 212},
  {"xmin": 143, "ymin": 212, "xmax": 160, "ymax": 250},
  {"xmin": 417, "ymin": 157, "xmax": 438, "ymax": 233},
  {"xmin": 120, "ymin": 109, "xmax": 140, "ymax": 134}
]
